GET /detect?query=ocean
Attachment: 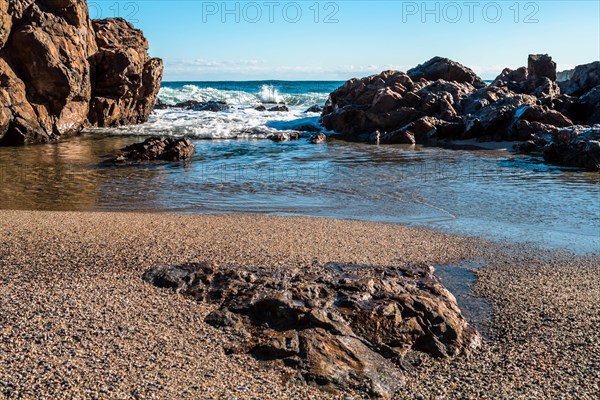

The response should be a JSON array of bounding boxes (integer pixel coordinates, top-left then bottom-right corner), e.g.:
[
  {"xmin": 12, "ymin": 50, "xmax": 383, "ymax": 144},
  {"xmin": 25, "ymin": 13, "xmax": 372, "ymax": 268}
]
[{"xmin": 0, "ymin": 81, "xmax": 598, "ymax": 253}]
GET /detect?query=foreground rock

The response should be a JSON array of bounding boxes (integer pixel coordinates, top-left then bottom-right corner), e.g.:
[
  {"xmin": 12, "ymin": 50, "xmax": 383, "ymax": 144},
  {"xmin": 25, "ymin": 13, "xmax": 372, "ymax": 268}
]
[
  {"xmin": 321, "ymin": 54, "xmax": 600, "ymax": 169},
  {"xmin": 143, "ymin": 261, "xmax": 481, "ymax": 398},
  {"xmin": 111, "ymin": 137, "xmax": 195, "ymax": 162},
  {"xmin": 0, "ymin": 1, "xmax": 162, "ymax": 145},
  {"xmin": 541, "ymin": 125, "xmax": 600, "ymax": 170}
]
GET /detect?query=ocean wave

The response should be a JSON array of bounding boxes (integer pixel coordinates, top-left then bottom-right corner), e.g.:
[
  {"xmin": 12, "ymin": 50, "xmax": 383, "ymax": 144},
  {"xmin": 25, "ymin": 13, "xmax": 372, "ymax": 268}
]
[
  {"xmin": 158, "ymin": 84, "xmax": 330, "ymax": 108},
  {"xmin": 90, "ymin": 109, "xmax": 323, "ymax": 140}
]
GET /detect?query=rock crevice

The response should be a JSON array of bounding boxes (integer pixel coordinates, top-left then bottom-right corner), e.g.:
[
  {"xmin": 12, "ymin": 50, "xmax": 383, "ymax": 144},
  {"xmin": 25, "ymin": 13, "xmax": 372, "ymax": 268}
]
[{"xmin": 143, "ymin": 261, "xmax": 481, "ymax": 398}]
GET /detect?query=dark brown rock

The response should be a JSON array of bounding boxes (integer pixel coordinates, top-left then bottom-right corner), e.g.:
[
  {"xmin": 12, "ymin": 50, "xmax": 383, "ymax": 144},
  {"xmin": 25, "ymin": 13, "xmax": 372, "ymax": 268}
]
[
  {"xmin": 268, "ymin": 105, "xmax": 289, "ymax": 112},
  {"xmin": 543, "ymin": 125, "xmax": 600, "ymax": 170},
  {"xmin": 143, "ymin": 261, "xmax": 481, "ymax": 398},
  {"xmin": 528, "ymin": 54, "xmax": 557, "ymax": 81},
  {"xmin": 559, "ymin": 61, "xmax": 600, "ymax": 96},
  {"xmin": 407, "ymin": 57, "xmax": 486, "ymax": 88},
  {"xmin": 111, "ymin": 136, "xmax": 195, "ymax": 162}
]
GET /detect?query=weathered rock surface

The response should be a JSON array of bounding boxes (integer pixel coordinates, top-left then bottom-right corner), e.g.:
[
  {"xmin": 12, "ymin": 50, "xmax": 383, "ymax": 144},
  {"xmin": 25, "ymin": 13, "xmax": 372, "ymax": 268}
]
[
  {"xmin": 111, "ymin": 136, "xmax": 195, "ymax": 162},
  {"xmin": 0, "ymin": 1, "xmax": 163, "ymax": 145},
  {"xmin": 143, "ymin": 261, "xmax": 481, "ymax": 398},
  {"xmin": 407, "ymin": 57, "xmax": 486, "ymax": 88},
  {"xmin": 558, "ymin": 61, "xmax": 600, "ymax": 96},
  {"xmin": 542, "ymin": 125, "xmax": 600, "ymax": 170},
  {"xmin": 321, "ymin": 54, "xmax": 600, "ymax": 169}
]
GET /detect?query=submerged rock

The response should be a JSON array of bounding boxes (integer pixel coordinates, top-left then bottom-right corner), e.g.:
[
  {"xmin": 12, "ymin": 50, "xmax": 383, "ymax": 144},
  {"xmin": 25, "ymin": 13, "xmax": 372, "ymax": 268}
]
[
  {"xmin": 111, "ymin": 137, "xmax": 195, "ymax": 162},
  {"xmin": 143, "ymin": 261, "xmax": 481, "ymax": 398},
  {"xmin": 0, "ymin": 2, "xmax": 162, "ymax": 145},
  {"xmin": 268, "ymin": 105, "xmax": 290, "ymax": 112},
  {"xmin": 309, "ymin": 133, "xmax": 327, "ymax": 144},
  {"xmin": 269, "ymin": 132, "xmax": 300, "ymax": 142}
]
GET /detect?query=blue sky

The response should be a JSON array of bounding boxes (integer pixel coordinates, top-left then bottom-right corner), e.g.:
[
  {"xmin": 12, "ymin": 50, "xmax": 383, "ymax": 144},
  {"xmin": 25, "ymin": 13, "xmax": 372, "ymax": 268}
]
[{"xmin": 89, "ymin": 1, "xmax": 600, "ymax": 81}]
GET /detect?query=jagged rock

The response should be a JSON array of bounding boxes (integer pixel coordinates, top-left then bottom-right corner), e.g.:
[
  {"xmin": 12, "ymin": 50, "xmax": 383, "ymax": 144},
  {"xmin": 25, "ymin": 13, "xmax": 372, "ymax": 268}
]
[
  {"xmin": 305, "ymin": 104, "xmax": 323, "ymax": 113},
  {"xmin": 143, "ymin": 261, "xmax": 480, "ymax": 398},
  {"xmin": 407, "ymin": 56, "xmax": 486, "ymax": 88},
  {"xmin": 528, "ymin": 54, "xmax": 557, "ymax": 81},
  {"xmin": 111, "ymin": 136, "xmax": 195, "ymax": 162},
  {"xmin": 309, "ymin": 133, "xmax": 327, "ymax": 144},
  {"xmin": 463, "ymin": 95, "xmax": 538, "ymax": 140},
  {"xmin": 0, "ymin": 1, "xmax": 162, "ymax": 144},
  {"xmin": 559, "ymin": 61, "xmax": 600, "ymax": 96},
  {"xmin": 491, "ymin": 67, "xmax": 528, "ymax": 88},
  {"xmin": 254, "ymin": 105, "xmax": 267, "ymax": 111},
  {"xmin": 88, "ymin": 18, "xmax": 163, "ymax": 127},
  {"xmin": 542, "ymin": 125, "xmax": 600, "ymax": 170},
  {"xmin": 268, "ymin": 105, "xmax": 289, "ymax": 112}
]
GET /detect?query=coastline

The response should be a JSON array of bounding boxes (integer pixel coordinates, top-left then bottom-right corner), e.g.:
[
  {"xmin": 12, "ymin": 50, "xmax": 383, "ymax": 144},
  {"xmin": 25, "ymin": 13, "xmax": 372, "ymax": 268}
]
[{"xmin": 0, "ymin": 210, "xmax": 597, "ymax": 399}]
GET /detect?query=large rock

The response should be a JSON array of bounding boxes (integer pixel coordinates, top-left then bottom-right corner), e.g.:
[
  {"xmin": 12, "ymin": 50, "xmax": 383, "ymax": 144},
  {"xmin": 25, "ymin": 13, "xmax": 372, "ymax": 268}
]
[
  {"xmin": 143, "ymin": 261, "xmax": 481, "ymax": 398},
  {"xmin": 407, "ymin": 57, "xmax": 486, "ymax": 88},
  {"xmin": 0, "ymin": 1, "xmax": 163, "ymax": 145},
  {"xmin": 88, "ymin": 18, "xmax": 163, "ymax": 126}
]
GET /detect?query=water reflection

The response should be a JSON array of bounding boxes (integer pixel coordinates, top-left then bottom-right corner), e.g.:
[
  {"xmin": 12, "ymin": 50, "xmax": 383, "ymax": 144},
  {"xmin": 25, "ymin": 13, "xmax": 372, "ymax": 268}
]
[{"xmin": 0, "ymin": 133, "xmax": 598, "ymax": 253}]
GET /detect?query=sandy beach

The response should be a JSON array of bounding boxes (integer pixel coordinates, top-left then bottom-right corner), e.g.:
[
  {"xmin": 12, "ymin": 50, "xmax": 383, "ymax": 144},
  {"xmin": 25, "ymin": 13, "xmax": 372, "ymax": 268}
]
[{"xmin": 0, "ymin": 210, "xmax": 597, "ymax": 399}]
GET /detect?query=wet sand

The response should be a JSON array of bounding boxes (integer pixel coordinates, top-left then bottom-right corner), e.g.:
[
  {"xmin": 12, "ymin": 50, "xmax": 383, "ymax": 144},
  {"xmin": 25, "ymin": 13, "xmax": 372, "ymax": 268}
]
[{"xmin": 0, "ymin": 210, "xmax": 598, "ymax": 399}]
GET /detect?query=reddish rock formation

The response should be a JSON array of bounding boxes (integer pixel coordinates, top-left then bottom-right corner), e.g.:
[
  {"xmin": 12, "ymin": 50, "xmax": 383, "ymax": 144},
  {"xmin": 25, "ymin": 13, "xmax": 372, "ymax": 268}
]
[
  {"xmin": 0, "ymin": 0, "xmax": 163, "ymax": 145},
  {"xmin": 143, "ymin": 261, "xmax": 481, "ymax": 398},
  {"xmin": 321, "ymin": 54, "xmax": 600, "ymax": 169}
]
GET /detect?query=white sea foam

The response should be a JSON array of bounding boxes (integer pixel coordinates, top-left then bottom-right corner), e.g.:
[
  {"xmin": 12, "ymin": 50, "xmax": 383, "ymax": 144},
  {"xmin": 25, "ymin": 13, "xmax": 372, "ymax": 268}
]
[
  {"xmin": 90, "ymin": 84, "xmax": 330, "ymax": 140},
  {"xmin": 91, "ymin": 108, "xmax": 322, "ymax": 140}
]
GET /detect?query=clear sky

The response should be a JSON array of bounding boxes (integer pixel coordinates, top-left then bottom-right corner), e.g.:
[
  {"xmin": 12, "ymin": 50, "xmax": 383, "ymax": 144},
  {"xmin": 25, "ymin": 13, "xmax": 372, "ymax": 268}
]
[{"xmin": 88, "ymin": 0, "xmax": 600, "ymax": 81}]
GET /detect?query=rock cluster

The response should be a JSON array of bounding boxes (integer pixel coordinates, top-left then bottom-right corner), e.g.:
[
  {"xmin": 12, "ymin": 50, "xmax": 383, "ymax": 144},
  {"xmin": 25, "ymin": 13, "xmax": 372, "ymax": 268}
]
[
  {"xmin": 0, "ymin": 0, "xmax": 163, "ymax": 145},
  {"xmin": 111, "ymin": 136, "xmax": 195, "ymax": 162},
  {"xmin": 321, "ymin": 55, "xmax": 600, "ymax": 169},
  {"xmin": 143, "ymin": 261, "xmax": 481, "ymax": 398}
]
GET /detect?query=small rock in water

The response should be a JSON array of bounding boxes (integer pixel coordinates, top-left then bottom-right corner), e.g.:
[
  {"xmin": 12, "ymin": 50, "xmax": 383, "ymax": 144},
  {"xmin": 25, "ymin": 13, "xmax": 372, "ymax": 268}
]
[
  {"xmin": 305, "ymin": 105, "xmax": 324, "ymax": 113},
  {"xmin": 309, "ymin": 133, "xmax": 327, "ymax": 144},
  {"xmin": 254, "ymin": 105, "xmax": 267, "ymax": 111},
  {"xmin": 143, "ymin": 261, "xmax": 481, "ymax": 398},
  {"xmin": 110, "ymin": 137, "xmax": 195, "ymax": 163},
  {"xmin": 269, "ymin": 132, "xmax": 300, "ymax": 142}
]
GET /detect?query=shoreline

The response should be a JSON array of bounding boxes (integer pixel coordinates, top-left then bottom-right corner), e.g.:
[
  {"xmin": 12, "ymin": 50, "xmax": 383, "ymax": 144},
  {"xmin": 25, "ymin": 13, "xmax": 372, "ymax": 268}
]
[{"xmin": 0, "ymin": 210, "xmax": 598, "ymax": 398}]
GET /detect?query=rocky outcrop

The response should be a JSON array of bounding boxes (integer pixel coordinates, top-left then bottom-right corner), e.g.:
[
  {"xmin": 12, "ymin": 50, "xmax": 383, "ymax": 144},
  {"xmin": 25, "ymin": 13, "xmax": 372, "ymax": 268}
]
[
  {"xmin": 88, "ymin": 18, "xmax": 163, "ymax": 127},
  {"xmin": 407, "ymin": 57, "xmax": 486, "ymax": 88},
  {"xmin": 143, "ymin": 261, "xmax": 481, "ymax": 398},
  {"xmin": 0, "ymin": 1, "xmax": 163, "ymax": 145},
  {"xmin": 322, "ymin": 54, "xmax": 600, "ymax": 169},
  {"xmin": 111, "ymin": 136, "xmax": 195, "ymax": 162}
]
